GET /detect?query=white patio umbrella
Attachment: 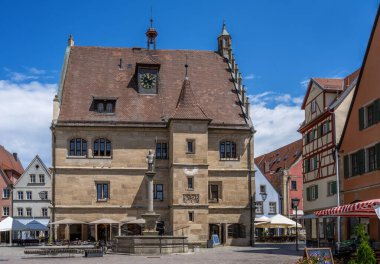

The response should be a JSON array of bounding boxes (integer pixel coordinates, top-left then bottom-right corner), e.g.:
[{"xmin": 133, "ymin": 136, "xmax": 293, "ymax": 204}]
[
  {"xmin": 0, "ymin": 217, "xmax": 29, "ymax": 245},
  {"xmin": 254, "ymin": 216, "xmax": 270, "ymax": 223},
  {"xmin": 255, "ymin": 214, "xmax": 302, "ymax": 229}
]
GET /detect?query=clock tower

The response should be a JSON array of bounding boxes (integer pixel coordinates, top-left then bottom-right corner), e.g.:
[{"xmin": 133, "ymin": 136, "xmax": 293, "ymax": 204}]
[{"xmin": 146, "ymin": 18, "xmax": 158, "ymax": 50}]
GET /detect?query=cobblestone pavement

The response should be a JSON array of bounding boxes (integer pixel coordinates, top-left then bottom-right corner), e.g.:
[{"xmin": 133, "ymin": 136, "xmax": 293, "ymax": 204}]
[{"xmin": 0, "ymin": 243, "xmax": 305, "ymax": 264}]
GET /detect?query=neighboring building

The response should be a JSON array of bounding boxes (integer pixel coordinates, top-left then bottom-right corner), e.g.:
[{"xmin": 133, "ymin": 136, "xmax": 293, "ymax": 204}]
[
  {"xmin": 255, "ymin": 139, "xmax": 304, "ymax": 222},
  {"xmin": 339, "ymin": 8, "xmax": 380, "ymax": 242},
  {"xmin": 51, "ymin": 22, "xmax": 254, "ymax": 245},
  {"xmin": 0, "ymin": 145, "xmax": 24, "ymax": 222},
  {"xmin": 12, "ymin": 155, "xmax": 51, "ymax": 232},
  {"xmin": 254, "ymin": 165, "xmax": 281, "ymax": 217},
  {"xmin": 299, "ymin": 70, "xmax": 359, "ymax": 246}
]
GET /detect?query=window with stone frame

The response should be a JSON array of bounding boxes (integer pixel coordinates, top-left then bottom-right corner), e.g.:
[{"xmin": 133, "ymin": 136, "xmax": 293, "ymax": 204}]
[
  {"xmin": 93, "ymin": 138, "xmax": 111, "ymax": 157},
  {"xmin": 26, "ymin": 208, "xmax": 32, "ymax": 217},
  {"xmin": 187, "ymin": 177, "xmax": 194, "ymax": 190},
  {"xmin": 269, "ymin": 202, "xmax": 277, "ymax": 214},
  {"xmin": 208, "ymin": 184, "xmax": 219, "ymax": 202},
  {"xmin": 186, "ymin": 139, "xmax": 195, "ymax": 154},
  {"xmin": 2, "ymin": 188, "xmax": 10, "ymax": 199},
  {"xmin": 96, "ymin": 182, "xmax": 109, "ymax": 201},
  {"xmin": 154, "ymin": 184, "xmax": 163, "ymax": 201},
  {"xmin": 227, "ymin": 224, "xmax": 246, "ymax": 238},
  {"xmin": 42, "ymin": 208, "xmax": 48, "ymax": 217},
  {"xmin": 219, "ymin": 141, "xmax": 237, "ymax": 160},
  {"xmin": 17, "ymin": 208, "xmax": 23, "ymax": 216},
  {"xmin": 26, "ymin": 191, "xmax": 32, "ymax": 200},
  {"xmin": 69, "ymin": 138, "xmax": 87, "ymax": 156},
  {"xmin": 2, "ymin": 207, "xmax": 9, "ymax": 216},
  {"xmin": 39, "ymin": 174, "xmax": 45, "ymax": 183},
  {"xmin": 255, "ymin": 201, "xmax": 263, "ymax": 214},
  {"xmin": 155, "ymin": 142, "xmax": 168, "ymax": 159},
  {"xmin": 188, "ymin": 211, "xmax": 194, "ymax": 222},
  {"xmin": 30, "ymin": 174, "xmax": 36, "ymax": 183},
  {"xmin": 18, "ymin": 191, "xmax": 23, "ymax": 200},
  {"xmin": 39, "ymin": 191, "xmax": 48, "ymax": 200}
]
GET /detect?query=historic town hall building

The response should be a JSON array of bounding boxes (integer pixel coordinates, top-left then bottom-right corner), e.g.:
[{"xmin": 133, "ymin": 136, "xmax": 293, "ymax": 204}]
[{"xmin": 51, "ymin": 22, "xmax": 254, "ymax": 246}]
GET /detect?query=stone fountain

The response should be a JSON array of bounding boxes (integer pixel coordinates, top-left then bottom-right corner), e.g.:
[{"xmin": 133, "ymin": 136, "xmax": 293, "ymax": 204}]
[{"xmin": 114, "ymin": 150, "xmax": 189, "ymax": 254}]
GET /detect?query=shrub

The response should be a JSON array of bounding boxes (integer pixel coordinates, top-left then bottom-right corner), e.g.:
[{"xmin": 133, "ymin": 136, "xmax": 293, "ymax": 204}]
[{"xmin": 348, "ymin": 224, "xmax": 376, "ymax": 264}]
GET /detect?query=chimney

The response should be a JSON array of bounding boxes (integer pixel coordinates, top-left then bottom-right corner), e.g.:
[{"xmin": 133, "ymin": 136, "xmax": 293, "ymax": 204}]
[{"xmin": 12, "ymin": 153, "xmax": 18, "ymax": 161}]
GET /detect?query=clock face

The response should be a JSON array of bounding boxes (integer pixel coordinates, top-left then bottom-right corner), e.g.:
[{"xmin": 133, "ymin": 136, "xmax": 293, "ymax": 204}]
[{"xmin": 139, "ymin": 72, "xmax": 157, "ymax": 89}]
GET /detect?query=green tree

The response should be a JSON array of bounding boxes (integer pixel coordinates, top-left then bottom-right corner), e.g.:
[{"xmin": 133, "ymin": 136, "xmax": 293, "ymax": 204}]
[{"xmin": 348, "ymin": 223, "xmax": 376, "ymax": 264}]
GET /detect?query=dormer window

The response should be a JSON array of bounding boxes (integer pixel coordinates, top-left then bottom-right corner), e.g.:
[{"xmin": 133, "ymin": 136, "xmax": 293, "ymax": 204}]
[
  {"xmin": 92, "ymin": 98, "xmax": 117, "ymax": 114},
  {"xmin": 137, "ymin": 65, "xmax": 159, "ymax": 94}
]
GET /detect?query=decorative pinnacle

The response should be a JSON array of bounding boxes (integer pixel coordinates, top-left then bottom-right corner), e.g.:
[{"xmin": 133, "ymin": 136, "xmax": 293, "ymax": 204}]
[{"xmin": 185, "ymin": 55, "xmax": 189, "ymax": 79}]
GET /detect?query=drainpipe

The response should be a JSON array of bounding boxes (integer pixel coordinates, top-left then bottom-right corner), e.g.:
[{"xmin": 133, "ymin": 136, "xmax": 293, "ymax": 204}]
[
  {"xmin": 51, "ymin": 125, "xmax": 56, "ymax": 242},
  {"xmin": 248, "ymin": 127, "xmax": 256, "ymax": 247},
  {"xmin": 330, "ymin": 111, "xmax": 341, "ymax": 243}
]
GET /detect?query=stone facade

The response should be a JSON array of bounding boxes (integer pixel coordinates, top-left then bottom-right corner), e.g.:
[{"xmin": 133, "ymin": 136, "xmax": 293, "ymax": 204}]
[{"xmin": 52, "ymin": 23, "xmax": 254, "ymax": 246}]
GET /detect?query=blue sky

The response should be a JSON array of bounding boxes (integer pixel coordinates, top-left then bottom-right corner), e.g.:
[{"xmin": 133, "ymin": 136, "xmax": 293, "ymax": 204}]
[{"xmin": 0, "ymin": 0, "xmax": 379, "ymax": 167}]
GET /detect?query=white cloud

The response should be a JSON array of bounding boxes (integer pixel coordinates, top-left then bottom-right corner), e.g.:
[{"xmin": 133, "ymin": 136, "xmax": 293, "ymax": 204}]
[
  {"xmin": 244, "ymin": 74, "xmax": 255, "ymax": 80},
  {"xmin": 250, "ymin": 92, "xmax": 304, "ymax": 157},
  {"xmin": 27, "ymin": 67, "xmax": 47, "ymax": 75},
  {"xmin": 0, "ymin": 80, "xmax": 56, "ymax": 167},
  {"xmin": 300, "ymin": 79, "xmax": 310, "ymax": 89},
  {"xmin": 4, "ymin": 67, "xmax": 53, "ymax": 82}
]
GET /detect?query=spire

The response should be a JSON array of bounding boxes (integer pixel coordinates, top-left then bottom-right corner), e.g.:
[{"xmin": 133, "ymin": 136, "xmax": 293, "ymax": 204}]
[
  {"xmin": 68, "ymin": 34, "xmax": 74, "ymax": 47},
  {"xmin": 219, "ymin": 20, "xmax": 230, "ymax": 37},
  {"xmin": 171, "ymin": 62, "xmax": 210, "ymax": 121},
  {"xmin": 146, "ymin": 10, "xmax": 158, "ymax": 50},
  {"xmin": 217, "ymin": 21, "xmax": 231, "ymax": 58}
]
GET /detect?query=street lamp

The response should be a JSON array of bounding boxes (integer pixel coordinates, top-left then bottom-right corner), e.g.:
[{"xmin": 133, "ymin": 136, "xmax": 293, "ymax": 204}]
[
  {"xmin": 292, "ymin": 198, "xmax": 300, "ymax": 251},
  {"xmin": 260, "ymin": 192, "xmax": 267, "ymax": 203}
]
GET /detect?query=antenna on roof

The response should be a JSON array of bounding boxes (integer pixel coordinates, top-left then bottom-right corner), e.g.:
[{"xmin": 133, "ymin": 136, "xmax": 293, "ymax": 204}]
[
  {"xmin": 150, "ymin": 7, "xmax": 153, "ymax": 28},
  {"xmin": 185, "ymin": 55, "xmax": 189, "ymax": 79}
]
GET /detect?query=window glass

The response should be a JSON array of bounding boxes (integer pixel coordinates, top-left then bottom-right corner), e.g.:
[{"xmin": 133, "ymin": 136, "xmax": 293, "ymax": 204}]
[
  {"xmin": 106, "ymin": 102, "xmax": 113, "ymax": 113},
  {"xmin": 187, "ymin": 177, "xmax": 193, "ymax": 190},
  {"xmin": 220, "ymin": 142, "xmax": 225, "ymax": 159},
  {"xmin": 97, "ymin": 102, "xmax": 104, "ymax": 113}
]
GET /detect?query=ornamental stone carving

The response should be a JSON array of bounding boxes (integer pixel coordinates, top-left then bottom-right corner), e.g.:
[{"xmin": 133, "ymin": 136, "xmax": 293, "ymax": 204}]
[{"xmin": 183, "ymin": 194, "xmax": 200, "ymax": 204}]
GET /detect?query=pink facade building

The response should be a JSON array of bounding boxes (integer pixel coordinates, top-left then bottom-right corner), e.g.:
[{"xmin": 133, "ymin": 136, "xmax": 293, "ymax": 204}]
[{"xmin": 0, "ymin": 145, "xmax": 24, "ymax": 221}]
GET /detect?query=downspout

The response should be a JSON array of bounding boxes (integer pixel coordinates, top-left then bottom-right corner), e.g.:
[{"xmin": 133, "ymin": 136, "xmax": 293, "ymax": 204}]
[
  {"xmin": 248, "ymin": 127, "xmax": 255, "ymax": 247},
  {"xmin": 331, "ymin": 111, "xmax": 341, "ymax": 243},
  {"xmin": 51, "ymin": 125, "xmax": 56, "ymax": 242}
]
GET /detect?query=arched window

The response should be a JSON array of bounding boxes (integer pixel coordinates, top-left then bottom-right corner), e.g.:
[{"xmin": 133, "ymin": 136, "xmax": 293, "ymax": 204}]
[
  {"xmin": 219, "ymin": 141, "xmax": 237, "ymax": 160},
  {"xmin": 69, "ymin": 138, "xmax": 87, "ymax": 156},
  {"xmin": 93, "ymin": 138, "xmax": 111, "ymax": 157}
]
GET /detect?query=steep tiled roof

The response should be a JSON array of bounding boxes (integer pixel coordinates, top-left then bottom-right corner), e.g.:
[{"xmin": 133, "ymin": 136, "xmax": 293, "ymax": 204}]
[
  {"xmin": 171, "ymin": 78, "xmax": 210, "ymax": 121},
  {"xmin": 254, "ymin": 139, "xmax": 303, "ymax": 194},
  {"xmin": 58, "ymin": 47, "xmax": 248, "ymax": 127},
  {"xmin": 313, "ymin": 78, "xmax": 343, "ymax": 91},
  {"xmin": 0, "ymin": 145, "xmax": 24, "ymax": 175}
]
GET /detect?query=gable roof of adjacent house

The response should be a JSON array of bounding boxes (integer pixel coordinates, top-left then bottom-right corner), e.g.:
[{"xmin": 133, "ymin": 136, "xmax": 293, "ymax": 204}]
[
  {"xmin": 339, "ymin": 5, "xmax": 380, "ymax": 148},
  {"xmin": 254, "ymin": 139, "xmax": 303, "ymax": 194},
  {"xmin": 57, "ymin": 47, "xmax": 249, "ymax": 127},
  {"xmin": 301, "ymin": 69, "xmax": 360, "ymax": 110},
  {"xmin": 0, "ymin": 145, "xmax": 24, "ymax": 175},
  {"xmin": 14, "ymin": 155, "xmax": 51, "ymax": 186}
]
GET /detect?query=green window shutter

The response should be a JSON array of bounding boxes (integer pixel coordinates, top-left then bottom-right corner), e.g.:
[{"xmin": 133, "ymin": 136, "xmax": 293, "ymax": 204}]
[
  {"xmin": 359, "ymin": 107, "xmax": 365, "ymax": 130},
  {"xmin": 315, "ymin": 185, "xmax": 319, "ymax": 199},
  {"xmin": 376, "ymin": 143, "xmax": 380, "ymax": 170},
  {"xmin": 344, "ymin": 155, "xmax": 350, "ymax": 178},
  {"xmin": 304, "ymin": 159, "xmax": 309, "ymax": 173},
  {"xmin": 314, "ymin": 156, "xmax": 318, "ymax": 169},
  {"xmin": 327, "ymin": 120, "xmax": 330, "ymax": 131},
  {"xmin": 306, "ymin": 187, "xmax": 310, "ymax": 201},
  {"xmin": 357, "ymin": 149, "xmax": 365, "ymax": 174},
  {"xmin": 332, "ymin": 181, "xmax": 337, "ymax": 195},
  {"xmin": 303, "ymin": 135, "xmax": 307, "ymax": 144},
  {"xmin": 373, "ymin": 99, "xmax": 380, "ymax": 123},
  {"xmin": 317, "ymin": 125, "xmax": 322, "ymax": 137}
]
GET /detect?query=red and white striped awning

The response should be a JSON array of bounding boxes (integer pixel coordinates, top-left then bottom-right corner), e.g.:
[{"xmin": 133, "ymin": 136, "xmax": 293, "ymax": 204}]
[{"xmin": 314, "ymin": 199, "xmax": 380, "ymax": 218}]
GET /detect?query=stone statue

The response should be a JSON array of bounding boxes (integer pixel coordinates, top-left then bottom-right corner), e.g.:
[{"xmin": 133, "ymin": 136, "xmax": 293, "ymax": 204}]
[{"xmin": 146, "ymin": 150, "xmax": 155, "ymax": 171}]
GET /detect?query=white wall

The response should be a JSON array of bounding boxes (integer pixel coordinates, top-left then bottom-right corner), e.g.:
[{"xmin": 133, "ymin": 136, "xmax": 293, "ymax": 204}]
[{"xmin": 254, "ymin": 165, "xmax": 280, "ymax": 216}]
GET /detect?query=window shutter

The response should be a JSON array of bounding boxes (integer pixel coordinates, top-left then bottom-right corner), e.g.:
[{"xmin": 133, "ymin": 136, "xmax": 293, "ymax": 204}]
[
  {"xmin": 344, "ymin": 155, "xmax": 350, "ymax": 178},
  {"xmin": 357, "ymin": 149, "xmax": 365, "ymax": 174},
  {"xmin": 304, "ymin": 159, "xmax": 309, "ymax": 173},
  {"xmin": 374, "ymin": 99, "xmax": 380, "ymax": 124},
  {"xmin": 327, "ymin": 120, "xmax": 331, "ymax": 131},
  {"xmin": 315, "ymin": 185, "xmax": 319, "ymax": 199},
  {"xmin": 317, "ymin": 125, "xmax": 322, "ymax": 137},
  {"xmin": 332, "ymin": 181, "xmax": 337, "ymax": 195},
  {"xmin": 314, "ymin": 156, "xmax": 318, "ymax": 169},
  {"xmin": 303, "ymin": 135, "xmax": 307, "ymax": 145},
  {"xmin": 306, "ymin": 187, "xmax": 310, "ymax": 201},
  {"xmin": 359, "ymin": 107, "xmax": 364, "ymax": 130},
  {"xmin": 376, "ymin": 143, "xmax": 380, "ymax": 170}
]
